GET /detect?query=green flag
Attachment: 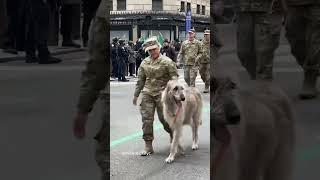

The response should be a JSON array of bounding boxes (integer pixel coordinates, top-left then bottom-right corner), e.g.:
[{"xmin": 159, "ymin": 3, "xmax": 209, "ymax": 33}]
[{"xmin": 157, "ymin": 32, "xmax": 164, "ymax": 47}]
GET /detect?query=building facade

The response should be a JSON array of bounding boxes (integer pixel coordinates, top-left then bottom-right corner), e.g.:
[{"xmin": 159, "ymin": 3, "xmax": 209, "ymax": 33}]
[{"xmin": 110, "ymin": 0, "xmax": 210, "ymax": 42}]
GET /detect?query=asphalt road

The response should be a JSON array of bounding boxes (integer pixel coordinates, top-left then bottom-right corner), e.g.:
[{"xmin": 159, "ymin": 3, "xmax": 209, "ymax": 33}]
[{"xmin": 0, "ymin": 52, "xmax": 103, "ymax": 180}]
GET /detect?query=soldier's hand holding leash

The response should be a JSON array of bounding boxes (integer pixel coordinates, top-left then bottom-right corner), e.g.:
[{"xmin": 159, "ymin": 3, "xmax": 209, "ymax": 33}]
[{"xmin": 73, "ymin": 112, "xmax": 89, "ymax": 139}]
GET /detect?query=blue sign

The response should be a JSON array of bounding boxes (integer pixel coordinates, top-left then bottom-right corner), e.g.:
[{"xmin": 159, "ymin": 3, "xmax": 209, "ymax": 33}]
[{"xmin": 185, "ymin": 10, "xmax": 192, "ymax": 34}]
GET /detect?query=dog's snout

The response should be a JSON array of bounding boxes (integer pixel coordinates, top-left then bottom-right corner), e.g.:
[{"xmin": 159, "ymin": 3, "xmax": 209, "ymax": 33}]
[{"xmin": 180, "ymin": 94, "xmax": 185, "ymax": 101}]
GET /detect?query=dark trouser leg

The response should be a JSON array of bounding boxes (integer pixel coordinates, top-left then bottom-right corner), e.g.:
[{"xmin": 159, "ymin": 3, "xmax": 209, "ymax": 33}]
[
  {"xmin": 25, "ymin": 1, "xmax": 36, "ymax": 59},
  {"xmin": 33, "ymin": 1, "xmax": 50, "ymax": 60},
  {"xmin": 184, "ymin": 65, "xmax": 191, "ymax": 86},
  {"xmin": 82, "ymin": 12, "xmax": 95, "ymax": 46},
  {"xmin": 60, "ymin": 4, "xmax": 73, "ymax": 42},
  {"xmin": 254, "ymin": 13, "xmax": 282, "ymax": 80},
  {"xmin": 237, "ymin": 12, "xmax": 256, "ymax": 80},
  {"xmin": 0, "ymin": 0, "xmax": 8, "ymax": 47},
  {"xmin": 286, "ymin": 6, "xmax": 320, "ymax": 98}
]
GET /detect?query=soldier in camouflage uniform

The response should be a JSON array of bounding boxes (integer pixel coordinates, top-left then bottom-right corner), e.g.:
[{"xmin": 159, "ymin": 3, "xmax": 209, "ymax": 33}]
[
  {"xmin": 177, "ymin": 28, "xmax": 203, "ymax": 87},
  {"xmin": 234, "ymin": 0, "xmax": 285, "ymax": 80},
  {"xmin": 72, "ymin": 0, "xmax": 109, "ymax": 179},
  {"xmin": 284, "ymin": 0, "xmax": 320, "ymax": 99},
  {"xmin": 200, "ymin": 30, "xmax": 210, "ymax": 93},
  {"xmin": 132, "ymin": 36, "xmax": 178, "ymax": 156}
]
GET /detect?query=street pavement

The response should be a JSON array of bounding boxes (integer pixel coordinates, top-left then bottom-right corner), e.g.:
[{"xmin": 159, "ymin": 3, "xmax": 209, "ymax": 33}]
[{"xmin": 0, "ymin": 24, "xmax": 319, "ymax": 180}]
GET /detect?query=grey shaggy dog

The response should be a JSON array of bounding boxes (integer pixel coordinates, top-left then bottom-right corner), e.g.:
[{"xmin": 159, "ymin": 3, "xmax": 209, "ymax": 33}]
[
  {"xmin": 211, "ymin": 66, "xmax": 295, "ymax": 180},
  {"xmin": 162, "ymin": 80, "xmax": 203, "ymax": 163}
]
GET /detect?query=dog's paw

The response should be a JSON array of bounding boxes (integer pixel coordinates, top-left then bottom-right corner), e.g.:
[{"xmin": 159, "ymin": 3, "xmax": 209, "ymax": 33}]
[
  {"xmin": 165, "ymin": 156, "xmax": 175, "ymax": 163},
  {"xmin": 192, "ymin": 144, "xmax": 199, "ymax": 150}
]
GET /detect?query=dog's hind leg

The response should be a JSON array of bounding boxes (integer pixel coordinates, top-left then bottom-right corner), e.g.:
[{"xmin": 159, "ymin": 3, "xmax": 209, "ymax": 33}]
[
  {"xmin": 191, "ymin": 123, "xmax": 199, "ymax": 150},
  {"xmin": 166, "ymin": 127, "xmax": 182, "ymax": 163}
]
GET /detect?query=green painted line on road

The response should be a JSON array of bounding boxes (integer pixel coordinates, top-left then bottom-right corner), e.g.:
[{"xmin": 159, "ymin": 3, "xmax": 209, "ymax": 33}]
[{"xmin": 110, "ymin": 105, "xmax": 210, "ymax": 149}]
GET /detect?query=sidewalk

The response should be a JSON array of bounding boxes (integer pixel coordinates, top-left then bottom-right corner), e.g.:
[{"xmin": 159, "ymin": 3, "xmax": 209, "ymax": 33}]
[{"xmin": 0, "ymin": 46, "xmax": 85, "ymax": 63}]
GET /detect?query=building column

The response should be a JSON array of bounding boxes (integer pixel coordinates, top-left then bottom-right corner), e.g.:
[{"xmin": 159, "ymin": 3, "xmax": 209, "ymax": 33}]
[
  {"xmin": 175, "ymin": 25, "xmax": 179, "ymax": 40},
  {"xmin": 132, "ymin": 24, "xmax": 138, "ymax": 42}
]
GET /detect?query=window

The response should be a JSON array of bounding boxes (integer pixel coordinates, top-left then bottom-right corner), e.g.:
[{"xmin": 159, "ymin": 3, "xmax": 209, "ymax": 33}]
[
  {"xmin": 180, "ymin": 1, "xmax": 185, "ymax": 12},
  {"xmin": 187, "ymin": 3, "xmax": 191, "ymax": 13},
  {"xmin": 202, "ymin": 5, "xmax": 205, "ymax": 15},
  {"xmin": 152, "ymin": 0, "xmax": 163, "ymax": 11},
  {"xmin": 197, "ymin": 5, "xmax": 200, "ymax": 14},
  {"xmin": 117, "ymin": 0, "xmax": 126, "ymax": 10}
]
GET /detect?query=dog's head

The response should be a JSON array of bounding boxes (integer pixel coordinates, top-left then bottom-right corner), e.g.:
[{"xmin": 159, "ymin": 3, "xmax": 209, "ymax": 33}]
[
  {"xmin": 163, "ymin": 80, "xmax": 186, "ymax": 107},
  {"xmin": 211, "ymin": 76, "xmax": 240, "ymax": 125}
]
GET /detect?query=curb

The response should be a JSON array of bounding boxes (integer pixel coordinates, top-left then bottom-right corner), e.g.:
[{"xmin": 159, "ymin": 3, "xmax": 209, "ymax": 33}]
[{"xmin": 0, "ymin": 48, "xmax": 85, "ymax": 63}]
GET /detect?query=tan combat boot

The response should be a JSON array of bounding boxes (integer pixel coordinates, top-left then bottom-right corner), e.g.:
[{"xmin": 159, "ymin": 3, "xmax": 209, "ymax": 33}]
[
  {"xmin": 299, "ymin": 70, "xmax": 318, "ymax": 99},
  {"xmin": 140, "ymin": 141, "xmax": 154, "ymax": 156}
]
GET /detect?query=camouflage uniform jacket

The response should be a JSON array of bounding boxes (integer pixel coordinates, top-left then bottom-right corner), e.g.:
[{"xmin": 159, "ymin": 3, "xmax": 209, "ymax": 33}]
[
  {"xmin": 77, "ymin": 0, "xmax": 109, "ymax": 113},
  {"xmin": 134, "ymin": 55, "xmax": 178, "ymax": 97},
  {"xmin": 177, "ymin": 39, "xmax": 203, "ymax": 66},
  {"xmin": 200, "ymin": 39, "xmax": 210, "ymax": 64},
  {"xmin": 236, "ymin": 0, "xmax": 274, "ymax": 12}
]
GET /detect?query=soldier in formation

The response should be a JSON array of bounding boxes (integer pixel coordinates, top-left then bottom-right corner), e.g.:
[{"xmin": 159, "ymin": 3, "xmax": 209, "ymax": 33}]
[
  {"xmin": 132, "ymin": 36, "xmax": 178, "ymax": 156},
  {"xmin": 117, "ymin": 39, "xmax": 129, "ymax": 82},
  {"xmin": 235, "ymin": 0, "xmax": 285, "ymax": 80},
  {"xmin": 284, "ymin": 0, "xmax": 320, "ymax": 99},
  {"xmin": 177, "ymin": 28, "xmax": 203, "ymax": 87},
  {"xmin": 200, "ymin": 30, "xmax": 211, "ymax": 93},
  {"xmin": 72, "ymin": 0, "xmax": 109, "ymax": 179}
]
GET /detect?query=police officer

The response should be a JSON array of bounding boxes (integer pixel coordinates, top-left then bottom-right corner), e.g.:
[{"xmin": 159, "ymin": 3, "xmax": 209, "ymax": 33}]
[
  {"xmin": 132, "ymin": 36, "xmax": 178, "ymax": 156},
  {"xmin": 234, "ymin": 0, "xmax": 285, "ymax": 80},
  {"xmin": 111, "ymin": 37, "xmax": 119, "ymax": 78},
  {"xmin": 118, "ymin": 39, "xmax": 129, "ymax": 82},
  {"xmin": 284, "ymin": 0, "xmax": 320, "ymax": 99},
  {"xmin": 72, "ymin": 0, "xmax": 109, "ymax": 179},
  {"xmin": 160, "ymin": 38, "xmax": 176, "ymax": 62},
  {"xmin": 127, "ymin": 41, "xmax": 136, "ymax": 76},
  {"xmin": 177, "ymin": 28, "xmax": 203, "ymax": 87},
  {"xmin": 200, "ymin": 30, "xmax": 210, "ymax": 93}
]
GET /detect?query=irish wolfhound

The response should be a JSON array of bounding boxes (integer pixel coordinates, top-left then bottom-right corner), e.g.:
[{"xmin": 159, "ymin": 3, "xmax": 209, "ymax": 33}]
[
  {"xmin": 211, "ymin": 75, "xmax": 295, "ymax": 180},
  {"xmin": 161, "ymin": 80, "xmax": 203, "ymax": 163}
]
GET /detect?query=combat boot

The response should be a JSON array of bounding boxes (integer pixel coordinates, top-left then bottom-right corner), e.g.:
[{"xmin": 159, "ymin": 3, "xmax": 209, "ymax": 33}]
[
  {"xmin": 299, "ymin": 70, "xmax": 318, "ymax": 99},
  {"xmin": 140, "ymin": 141, "xmax": 154, "ymax": 156}
]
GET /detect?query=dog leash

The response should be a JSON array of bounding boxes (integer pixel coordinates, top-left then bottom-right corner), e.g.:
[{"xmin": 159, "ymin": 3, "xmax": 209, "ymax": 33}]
[
  {"xmin": 212, "ymin": 126, "xmax": 231, "ymax": 175},
  {"xmin": 173, "ymin": 106, "xmax": 182, "ymax": 124}
]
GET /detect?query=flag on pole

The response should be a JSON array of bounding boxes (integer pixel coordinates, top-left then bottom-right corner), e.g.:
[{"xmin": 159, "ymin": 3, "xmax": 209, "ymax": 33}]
[{"xmin": 186, "ymin": 10, "xmax": 192, "ymax": 36}]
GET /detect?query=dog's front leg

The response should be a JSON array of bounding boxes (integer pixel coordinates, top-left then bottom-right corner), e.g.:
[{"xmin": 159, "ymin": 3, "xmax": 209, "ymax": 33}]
[
  {"xmin": 192, "ymin": 125, "xmax": 199, "ymax": 150},
  {"xmin": 166, "ymin": 128, "xmax": 182, "ymax": 163}
]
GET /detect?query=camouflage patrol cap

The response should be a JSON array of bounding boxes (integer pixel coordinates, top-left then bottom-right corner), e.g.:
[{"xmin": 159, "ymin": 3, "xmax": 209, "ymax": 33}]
[
  {"xmin": 143, "ymin": 36, "xmax": 161, "ymax": 52},
  {"xmin": 119, "ymin": 39, "xmax": 125, "ymax": 44},
  {"xmin": 188, "ymin": 28, "xmax": 196, "ymax": 34},
  {"xmin": 112, "ymin": 37, "xmax": 118, "ymax": 42},
  {"xmin": 204, "ymin": 30, "xmax": 210, "ymax": 35}
]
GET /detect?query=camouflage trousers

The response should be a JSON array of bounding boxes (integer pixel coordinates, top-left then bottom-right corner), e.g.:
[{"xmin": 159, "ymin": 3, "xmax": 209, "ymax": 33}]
[
  {"xmin": 237, "ymin": 12, "xmax": 283, "ymax": 80},
  {"xmin": 199, "ymin": 63, "xmax": 210, "ymax": 88},
  {"xmin": 285, "ymin": 5, "xmax": 320, "ymax": 71},
  {"xmin": 0, "ymin": 0, "xmax": 8, "ymax": 47},
  {"xmin": 184, "ymin": 65, "xmax": 199, "ymax": 87},
  {"xmin": 140, "ymin": 93, "xmax": 172, "ymax": 141},
  {"xmin": 89, "ymin": 17, "xmax": 108, "ymax": 180}
]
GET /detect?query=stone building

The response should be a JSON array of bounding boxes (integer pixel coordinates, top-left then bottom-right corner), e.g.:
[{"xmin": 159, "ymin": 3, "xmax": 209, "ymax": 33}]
[{"xmin": 110, "ymin": 0, "xmax": 210, "ymax": 42}]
